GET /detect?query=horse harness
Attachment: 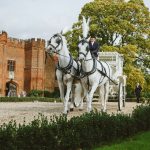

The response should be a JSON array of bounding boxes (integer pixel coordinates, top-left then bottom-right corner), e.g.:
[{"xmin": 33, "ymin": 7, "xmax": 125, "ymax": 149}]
[
  {"xmin": 78, "ymin": 39, "xmax": 107, "ymax": 81},
  {"xmin": 47, "ymin": 33, "xmax": 77, "ymax": 75},
  {"xmin": 98, "ymin": 61, "xmax": 107, "ymax": 84},
  {"xmin": 57, "ymin": 54, "xmax": 73, "ymax": 74},
  {"xmin": 78, "ymin": 38, "xmax": 117, "ymax": 85}
]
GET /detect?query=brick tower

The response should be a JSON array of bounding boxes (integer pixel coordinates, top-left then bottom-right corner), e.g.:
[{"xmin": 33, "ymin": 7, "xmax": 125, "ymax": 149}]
[
  {"xmin": 0, "ymin": 31, "xmax": 25, "ymax": 96},
  {"xmin": 24, "ymin": 38, "xmax": 45, "ymax": 92}
]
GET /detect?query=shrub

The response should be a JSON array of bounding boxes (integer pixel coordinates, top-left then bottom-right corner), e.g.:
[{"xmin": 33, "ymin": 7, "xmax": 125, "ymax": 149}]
[
  {"xmin": 0, "ymin": 97, "xmax": 61, "ymax": 102},
  {"xmin": 0, "ymin": 105, "xmax": 150, "ymax": 150},
  {"xmin": 126, "ymin": 85, "xmax": 135, "ymax": 98},
  {"xmin": 27, "ymin": 90, "xmax": 43, "ymax": 97},
  {"xmin": 44, "ymin": 89, "xmax": 60, "ymax": 98},
  {"xmin": 132, "ymin": 105, "xmax": 150, "ymax": 131},
  {"xmin": 142, "ymin": 91, "xmax": 150, "ymax": 98},
  {"xmin": 0, "ymin": 121, "xmax": 17, "ymax": 150},
  {"xmin": 27, "ymin": 88, "xmax": 60, "ymax": 98}
]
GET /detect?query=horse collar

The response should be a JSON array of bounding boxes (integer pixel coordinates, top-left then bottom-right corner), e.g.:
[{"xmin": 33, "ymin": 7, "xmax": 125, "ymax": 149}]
[
  {"xmin": 80, "ymin": 58, "xmax": 97, "ymax": 78},
  {"xmin": 57, "ymin": 54, "xmax": 73, "ymax": 73}
]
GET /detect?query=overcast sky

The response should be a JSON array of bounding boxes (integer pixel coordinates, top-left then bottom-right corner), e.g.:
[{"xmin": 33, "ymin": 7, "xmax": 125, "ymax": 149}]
[{"xmin": 0, "ymin": 0, "xmax": 149, "ymax": 40}]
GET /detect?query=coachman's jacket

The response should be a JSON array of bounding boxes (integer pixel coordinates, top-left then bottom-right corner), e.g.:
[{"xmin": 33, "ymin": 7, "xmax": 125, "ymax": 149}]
[{"xmin": 89, "ymin": 41, "xmax": 99, "ymax": 58}]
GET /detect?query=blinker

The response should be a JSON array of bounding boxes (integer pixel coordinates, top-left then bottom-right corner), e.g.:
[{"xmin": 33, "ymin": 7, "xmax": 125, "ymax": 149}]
[{"xmin": 56, "ymin": 38, "xmax": 61, "ymax": 44}]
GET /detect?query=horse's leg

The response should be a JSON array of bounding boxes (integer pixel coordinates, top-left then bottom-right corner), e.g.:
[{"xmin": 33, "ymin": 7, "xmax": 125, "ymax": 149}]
[
  {"xmin": 87, "ymin": 84, "xmax": 98, "ymax": 112},
  {"xmin": 99, "ymin": 85, "xmax": 105, "ymax": 112},
  {"xmin": 79, "ymin": 99, "xmax": 83, "ymax": 111},
  {"xmin": 77, "ymin": 81, "xmax": 84, "ymax": 111},
  {"xmin": 79, "ymin": 89, "xmax": 85, "ymax": 111},
  {"xmin": 80, "ymin": 81, "xmax": 88, "ymax": 111},
  {"xmin": 69, "ymin": 80, "xmax": 83, "ymax": 111},
  {"xmin": 103, "ymin": 82, "xmax": 109, "ymax": 112},
  {"xmin": 63, "ymin": 81, "xmax": 73, "ymax": 114},
  {"xmin": 56, "ymin": 70, "xmax": 64, "ymax": 102},
  {"xmin": 98, "ymin": 85, "xmax": 102, "ymax": 101},
  {"xmin": 69, "ymin": 89, "xmax": 74, "ymax": 111},
  {"xmin": 58, "ymin": 80, "xmax": 64, "ymax": 102}
]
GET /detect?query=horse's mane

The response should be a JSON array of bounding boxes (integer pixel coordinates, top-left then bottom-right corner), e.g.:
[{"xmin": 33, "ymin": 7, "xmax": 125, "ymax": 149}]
[{"xmin": 82, "ymin": 16, "xmax": 90, "ymax": 38}]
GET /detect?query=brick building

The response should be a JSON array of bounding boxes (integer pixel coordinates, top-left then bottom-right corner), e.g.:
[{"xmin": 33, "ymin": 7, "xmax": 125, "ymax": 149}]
[{"xmin": 0, "ymin": 31, "xmax": 56, "ymax": 97}]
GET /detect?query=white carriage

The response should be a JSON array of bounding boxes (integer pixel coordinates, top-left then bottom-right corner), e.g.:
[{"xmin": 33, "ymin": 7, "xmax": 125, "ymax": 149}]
[{"xmin": 99, "ymin": 52, "xmax": 127, "ymax": 110}]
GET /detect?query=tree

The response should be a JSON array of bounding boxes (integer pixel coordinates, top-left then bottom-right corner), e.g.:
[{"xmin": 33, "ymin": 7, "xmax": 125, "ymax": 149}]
[{"xmin": 66, "ymin": 0, "xmax": 150, "ymax": 95}]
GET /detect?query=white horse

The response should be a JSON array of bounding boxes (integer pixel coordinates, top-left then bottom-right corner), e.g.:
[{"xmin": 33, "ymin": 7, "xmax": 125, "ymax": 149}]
[
  {"xmin": 78, "ymin": 17, "xmax": 113, "ymax": 112},
  {"xmin": 47, "ymin": 32, "xmax": 83, "ymax": 114}
]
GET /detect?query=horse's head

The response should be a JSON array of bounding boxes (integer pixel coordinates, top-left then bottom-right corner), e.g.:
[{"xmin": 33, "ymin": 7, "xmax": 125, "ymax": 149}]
[
  {"xmin": 78, "ymin": 36, "xmax": 90, "ymax": 61},
  {"xmin": 78, "ymin": 16, "xmax": 91, "ymax": 61},
  {"xmin": 47, "ymin": 33, "xmax": 63, "ymax": 54}
]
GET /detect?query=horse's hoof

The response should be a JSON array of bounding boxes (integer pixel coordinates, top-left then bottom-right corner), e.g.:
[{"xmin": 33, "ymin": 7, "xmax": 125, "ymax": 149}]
[
  {"xmin": 70, "ymin": 108, "xmax": 74, "ymax": 112},
  {"xmin": 87, "ymin": 108, "xmax": 92, "ymax": 113},
  {"xmin": 62, "ymin": 111, "xmax": 68, "ymax": 115},
  {"xmin": 101, "ymin": 109, "xmax": 106, "ymax": 113},
  {"xmin": 117, "ymin": 109, "xmax": 122, "ymax": 112},
  {"xmin": 62, "ymin": 113, "xmax": 67, "ymax": 116}
]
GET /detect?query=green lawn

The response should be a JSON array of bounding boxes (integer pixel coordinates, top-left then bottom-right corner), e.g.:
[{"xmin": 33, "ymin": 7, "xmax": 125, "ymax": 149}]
[{"xmin": 94, "ymin": 131, "xmax": 150, "ymax": 150}]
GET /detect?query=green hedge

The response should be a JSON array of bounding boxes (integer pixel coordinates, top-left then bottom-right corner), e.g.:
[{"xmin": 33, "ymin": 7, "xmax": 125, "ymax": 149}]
[
  {"xmin": 27, "ymin": 89, "xmax": 60, "ymax": 98},
  {"xmin": 0, "ymin": 105, "xmax": 150, "ymax": 150},
  {"xmin": 0, "ymin": 97, "xmax": 61, "ymax": 102}
]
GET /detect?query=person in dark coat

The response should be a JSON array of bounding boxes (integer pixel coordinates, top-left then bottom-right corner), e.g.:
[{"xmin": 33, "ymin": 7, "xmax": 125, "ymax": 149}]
[
  {"xmin": 89, "ymin": 36, "xmax": 99, "ymax": 59},
  {"xmin": 135, "ymin": 83, "xmax": 142, "ymax": 103}
]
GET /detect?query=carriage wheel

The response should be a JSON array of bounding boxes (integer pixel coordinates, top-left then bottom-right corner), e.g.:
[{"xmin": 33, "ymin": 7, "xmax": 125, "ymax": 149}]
[{"xmin": 118, "ymin": 82, "xmax": 123, "ymax": 111}]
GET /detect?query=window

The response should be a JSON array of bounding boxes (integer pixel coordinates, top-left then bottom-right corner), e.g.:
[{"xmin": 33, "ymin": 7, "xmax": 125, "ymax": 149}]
[{"xmin": 7, "ymin": 60, "xmax": 16, "ymax": 71}]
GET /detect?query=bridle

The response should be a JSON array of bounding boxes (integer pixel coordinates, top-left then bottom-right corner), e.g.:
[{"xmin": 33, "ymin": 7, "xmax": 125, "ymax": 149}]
[
  {"xmin": 78, "ymin": 38, "xmax": 90, "ymax": 59},
  {"xmin": 78, "ymin": 38, "xmax": 95, "ymax": 62},
  {"xmin": 47, "ymin": 33, "xmax": 63, "ymax": 53}
]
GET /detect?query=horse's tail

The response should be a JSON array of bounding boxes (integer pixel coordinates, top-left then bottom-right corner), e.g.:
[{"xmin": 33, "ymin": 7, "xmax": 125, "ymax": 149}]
[{"xmin": 72, "ymin": 80, "xmax": 83, "ymax": 107}]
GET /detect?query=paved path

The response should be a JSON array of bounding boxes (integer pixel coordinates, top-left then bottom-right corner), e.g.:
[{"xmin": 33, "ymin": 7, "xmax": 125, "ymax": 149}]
[{"xmin": 0, "ymin": 102, "xmax": 141, "ymax": 125}]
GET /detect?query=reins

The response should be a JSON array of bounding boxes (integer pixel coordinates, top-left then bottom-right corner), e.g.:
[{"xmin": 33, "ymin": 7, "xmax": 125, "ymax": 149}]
[{"xmin": 53, "ymin": 51, "xmax": 71, "ymax": 59}]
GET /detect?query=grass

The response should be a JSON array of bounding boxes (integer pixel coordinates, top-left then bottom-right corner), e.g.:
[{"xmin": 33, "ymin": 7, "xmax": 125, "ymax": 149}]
[{"xmin": 94, "ymin": 131, "xmax": 150, "ymax": 150}]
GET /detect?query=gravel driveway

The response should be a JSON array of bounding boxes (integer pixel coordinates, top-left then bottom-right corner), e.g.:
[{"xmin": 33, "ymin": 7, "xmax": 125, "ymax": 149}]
[{"xmin": 0, "ymin": 102, "xmax": 141, "ymax": 125}]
